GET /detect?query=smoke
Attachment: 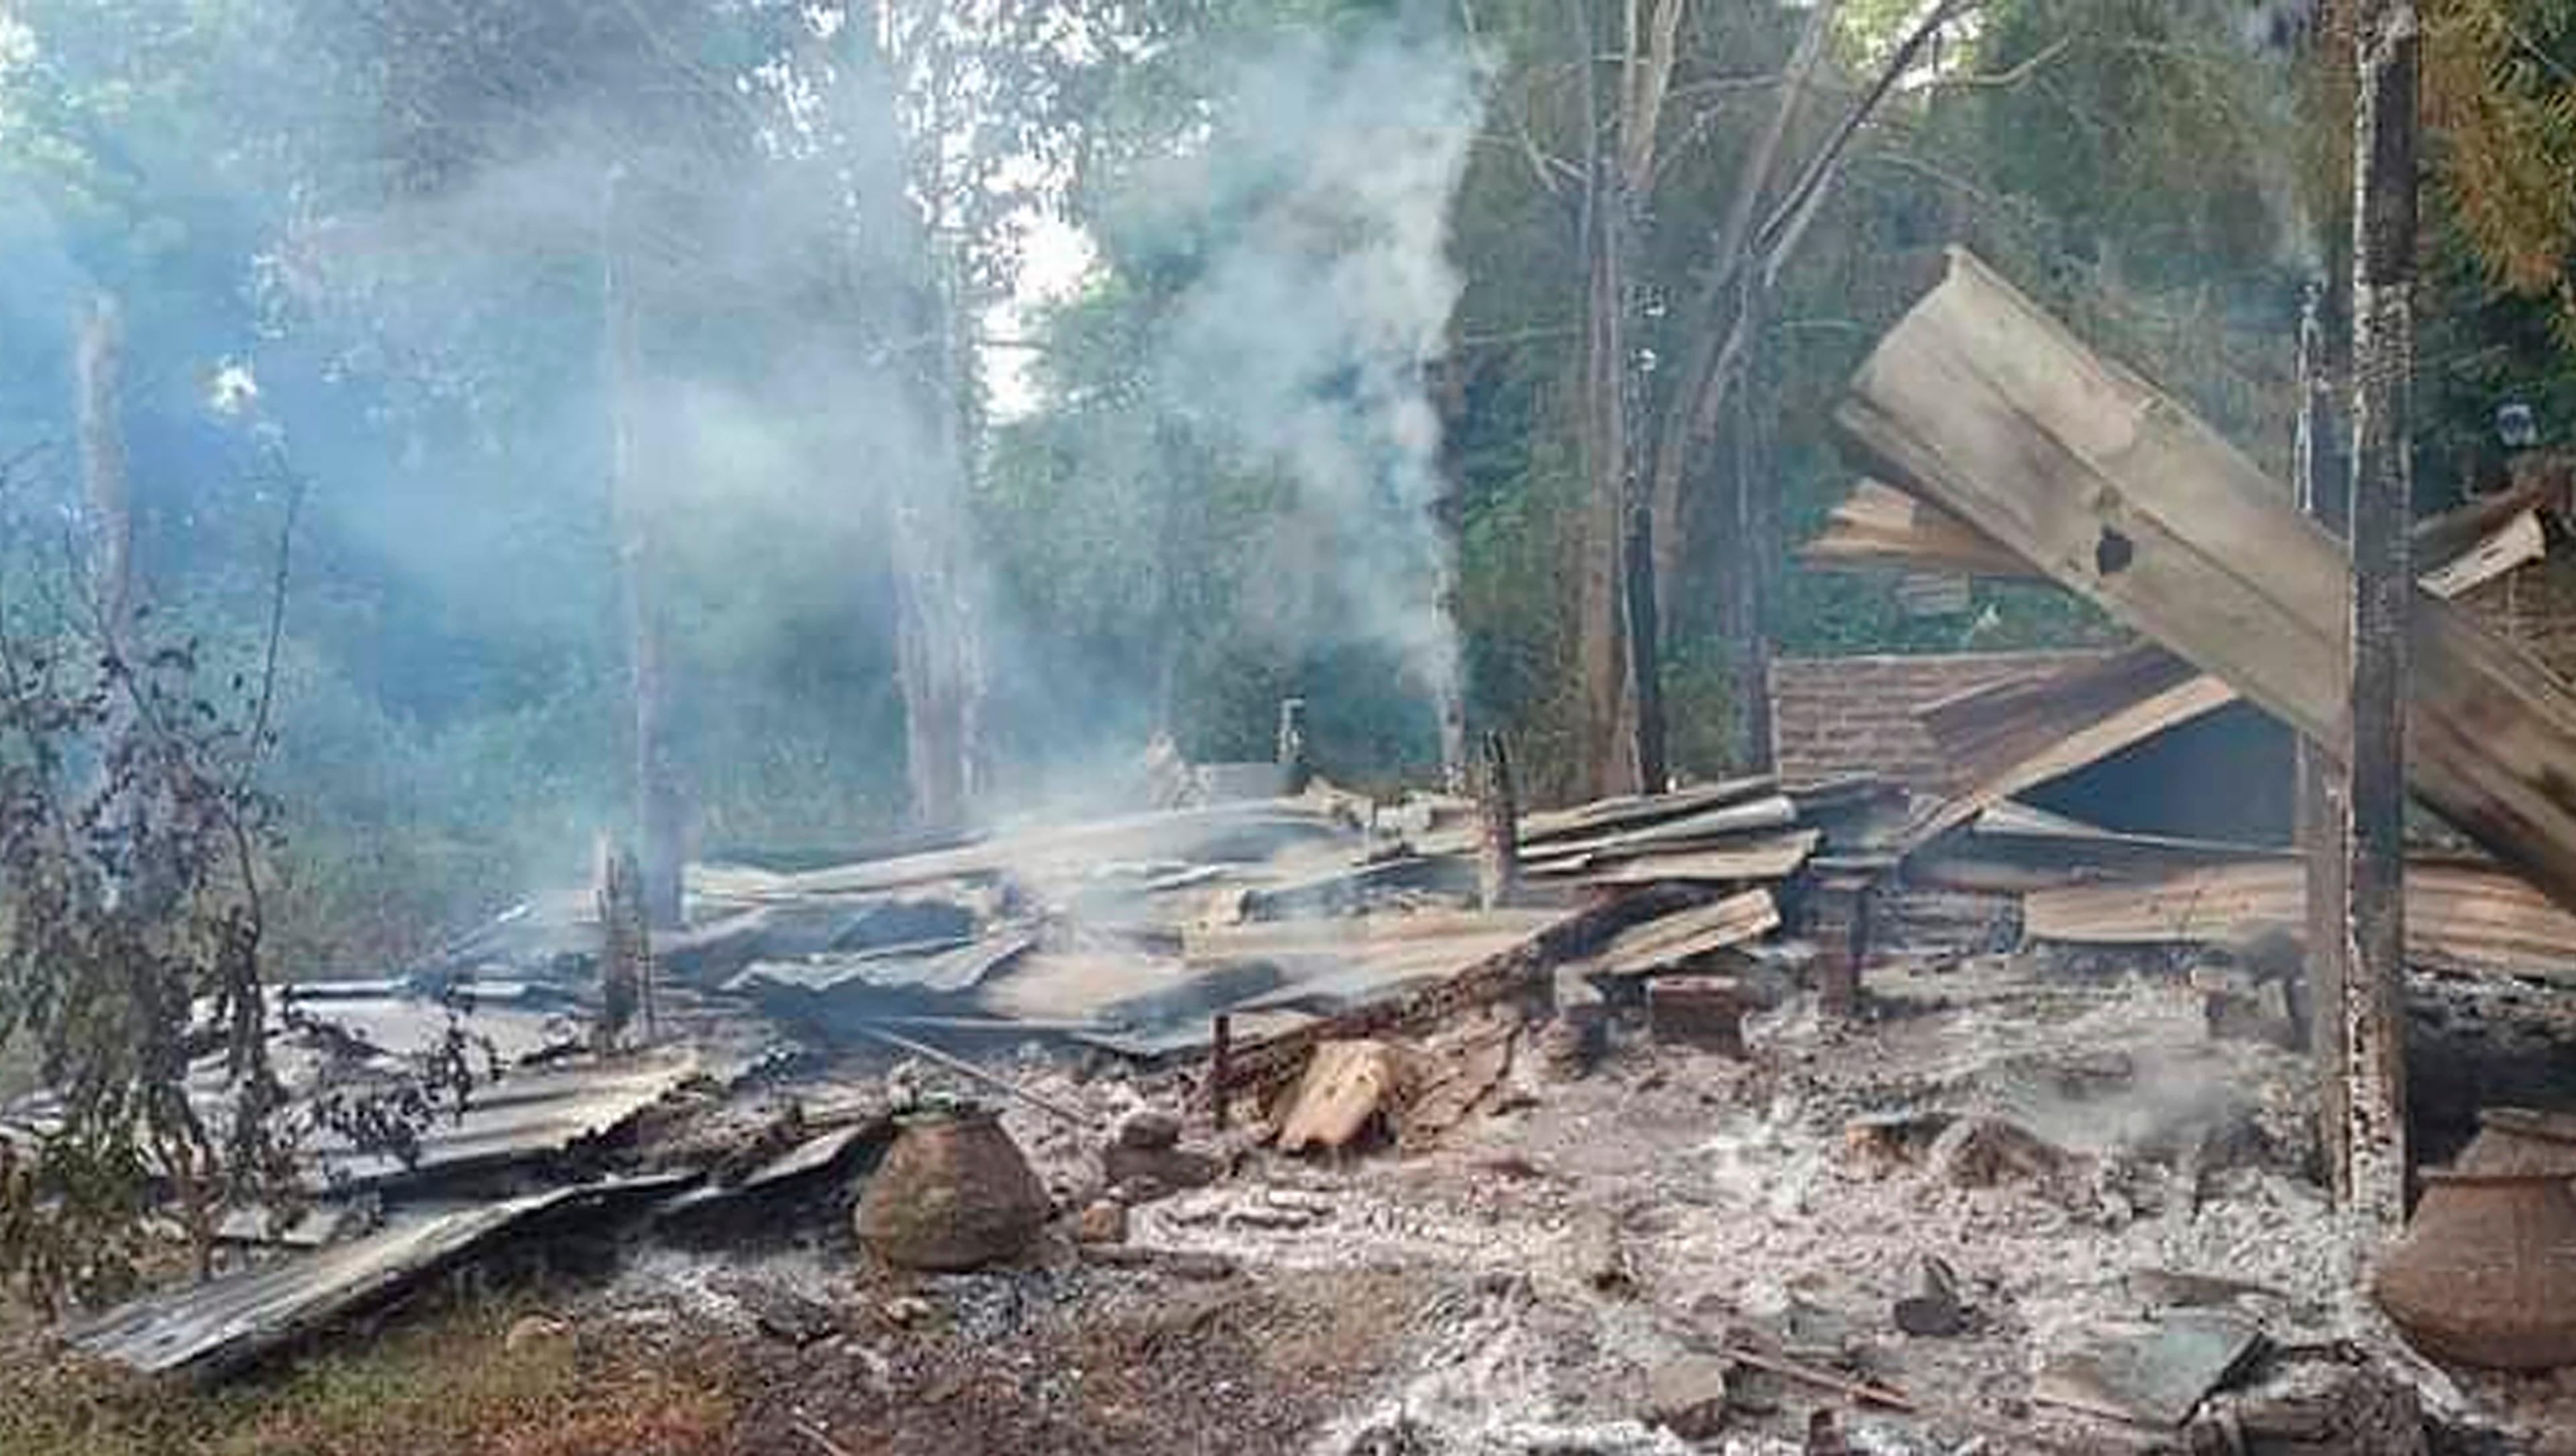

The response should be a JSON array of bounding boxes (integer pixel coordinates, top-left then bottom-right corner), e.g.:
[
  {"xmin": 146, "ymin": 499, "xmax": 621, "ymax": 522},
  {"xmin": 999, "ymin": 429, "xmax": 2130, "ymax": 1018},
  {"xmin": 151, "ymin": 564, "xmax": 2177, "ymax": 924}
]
[{"xmin": 1124, "ymin": 18, "xmax": 1484, "ymax": 770}]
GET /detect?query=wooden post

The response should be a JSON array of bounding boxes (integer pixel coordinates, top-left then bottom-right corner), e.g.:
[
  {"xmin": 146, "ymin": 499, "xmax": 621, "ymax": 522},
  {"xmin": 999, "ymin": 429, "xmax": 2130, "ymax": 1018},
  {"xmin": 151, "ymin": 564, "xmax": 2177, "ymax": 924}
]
[
  {"xmin": 2341, "ymin": 0, "xmax": 2418, "ymax": 1228},
  {"xmin": 1479, "ymin": 730, "xmax": 1521, "ymax": 910},
  {"xmin": 1276, "ymin": 697, "xmax": 1311, "ymax": 794},
  {"xmin": 2293, "ymin": 281, "xmax": 2353, "ymax": 1202},
  {"xmin": 1210, "ymin": 1013, "xmax": 1232, "ymax": 1131}
]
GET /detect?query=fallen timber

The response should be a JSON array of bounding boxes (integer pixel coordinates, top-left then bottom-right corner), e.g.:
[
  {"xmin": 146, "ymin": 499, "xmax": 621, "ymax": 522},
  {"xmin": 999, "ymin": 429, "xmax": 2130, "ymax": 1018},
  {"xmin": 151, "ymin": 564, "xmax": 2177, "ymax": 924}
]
[
  {"xmin": 2024, "ymin": 857, "xmax": 2576, "ymax": 979},
  {"xmin": 1898, "ymin": 503, "xmax": 2549, "ymax": 851},
  {"xmin": 1836, "ymin": 247, "xmax": 2576, "ymax": 917}
]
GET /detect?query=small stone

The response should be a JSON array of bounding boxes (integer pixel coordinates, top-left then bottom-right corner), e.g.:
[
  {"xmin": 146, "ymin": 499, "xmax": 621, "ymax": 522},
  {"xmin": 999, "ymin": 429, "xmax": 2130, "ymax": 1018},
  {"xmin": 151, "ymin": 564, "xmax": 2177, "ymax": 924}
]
[
  {"xmin": 1646, "ymin": 1354, "xmax": 1732, "ymax": 1440},
  {"xmin": 1074, "ymin": 1198, "xmax": 1130, "ymax": 1245},
  {"xmin": 1928, "ymin": 1114, "xmax": 2070, "ymax": 1189},
  {"xmin": 1114, "ymin": 1108, "xmax": 1184, "ymax": 1151},
  {"xmin": 1892, "ymin": 1255, "xmax": 1967, "ymax": 1337},
  {"xmin": 1104, "ymin": 1142, "xmax": 1219, "ymax": 1195},
  {"xmin": 503, "ymin": 1314, "xmax": 569, "ymax": 1353},
  {"xmin": 882, "ymin": 1296, "xmax": 932, "ymax": 1327}
]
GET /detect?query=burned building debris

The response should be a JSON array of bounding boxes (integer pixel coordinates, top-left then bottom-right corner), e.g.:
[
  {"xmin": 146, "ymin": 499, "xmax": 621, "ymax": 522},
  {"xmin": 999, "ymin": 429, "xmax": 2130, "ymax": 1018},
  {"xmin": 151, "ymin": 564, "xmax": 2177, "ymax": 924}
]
[{"xmin": 13, "ymin": 254, "xmax": 2576, "ymax": 1456}]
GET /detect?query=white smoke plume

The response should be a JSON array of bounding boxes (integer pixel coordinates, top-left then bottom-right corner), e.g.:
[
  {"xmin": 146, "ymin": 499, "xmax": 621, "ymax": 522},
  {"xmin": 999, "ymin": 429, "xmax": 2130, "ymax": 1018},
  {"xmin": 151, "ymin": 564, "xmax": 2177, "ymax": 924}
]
[{"xmin": 1134, "ymin": 18, "xmax": 1484, "ymax": 772}]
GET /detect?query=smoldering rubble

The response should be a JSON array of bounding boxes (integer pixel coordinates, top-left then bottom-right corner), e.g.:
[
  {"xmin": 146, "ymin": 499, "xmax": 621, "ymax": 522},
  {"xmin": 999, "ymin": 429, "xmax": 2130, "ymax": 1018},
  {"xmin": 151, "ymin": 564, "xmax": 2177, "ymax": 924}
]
[{"xmin": 22, "ymin": 254, "xmax": 2576, "ymax": 1455}]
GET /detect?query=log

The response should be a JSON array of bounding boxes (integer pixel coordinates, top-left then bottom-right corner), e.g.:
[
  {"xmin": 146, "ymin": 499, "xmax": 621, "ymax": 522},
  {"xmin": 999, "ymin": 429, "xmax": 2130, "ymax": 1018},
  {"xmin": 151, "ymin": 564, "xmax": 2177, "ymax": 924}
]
[{"xmin": 1836, "ymin": 248, "xmax": 2576, "ymax": 919}]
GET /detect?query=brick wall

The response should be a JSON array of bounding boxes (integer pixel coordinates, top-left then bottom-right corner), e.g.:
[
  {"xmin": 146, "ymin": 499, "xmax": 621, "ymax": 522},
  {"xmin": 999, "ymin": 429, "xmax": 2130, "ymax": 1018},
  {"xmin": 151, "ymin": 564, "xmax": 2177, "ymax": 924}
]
[{"xmin": 1767, "ymin": 650, "xmax": 2112, "ymax": 793}]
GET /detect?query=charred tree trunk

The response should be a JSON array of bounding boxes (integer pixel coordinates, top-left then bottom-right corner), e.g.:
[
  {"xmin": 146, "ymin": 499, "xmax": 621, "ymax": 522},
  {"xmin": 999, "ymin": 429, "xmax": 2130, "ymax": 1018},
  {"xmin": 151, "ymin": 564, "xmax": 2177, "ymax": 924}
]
[
  {"xmin": 2339, "ymin": 0, "xmax": 2418, "ymax": 1229},
  {"xmin": 603, "ymin": 172, "xmax": 686, "ymax": 929},
  {"xmin": 1478, "ymin": 730, "xmax": 1520, "ymax": 910}
]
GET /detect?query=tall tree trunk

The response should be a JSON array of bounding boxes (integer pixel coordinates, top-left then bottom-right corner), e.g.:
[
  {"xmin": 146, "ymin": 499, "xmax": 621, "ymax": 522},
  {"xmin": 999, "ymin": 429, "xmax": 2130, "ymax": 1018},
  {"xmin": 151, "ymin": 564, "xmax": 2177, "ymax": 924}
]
[
  {"xmin": 76, "ymin": 293, "xmax": 133, "ymax": 655},
  {"xmin": 1572, "ymin": 0, "xmax": 1633, "ymax": 801},
  {"xmin": 2339, "ymin": 0, "xmax": 2418, "ymax": 1229},
  {"xmin": 890, "ymin": 271, "xmax": 985, "ymax": 831},
  {"xmin": 602, "ymin": 173, "xmax": 686, "ymax": 929}
]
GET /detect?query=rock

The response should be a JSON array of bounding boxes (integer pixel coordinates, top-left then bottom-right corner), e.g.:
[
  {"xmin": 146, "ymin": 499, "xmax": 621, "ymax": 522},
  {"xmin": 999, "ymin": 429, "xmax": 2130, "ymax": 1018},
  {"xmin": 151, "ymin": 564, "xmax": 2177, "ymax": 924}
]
[
  {"xmin": 1074, "ymin": 1198, "xmax": 1130, "ymax": 1245},
  {"xmin": 1104, "ymin": 1143, "xmax": 1220, "ymax": 1197},
  {"xmin": 881, "ymin": 1296, "xmax": 932, "ymax": 1327},
  {"xmin": 503, "ymin": 1314, "xmax": 570, "ymax": 1353},
  {"xmin": 1114, "ymin": 1108, "xmax": 1184, "ymax": 1151},
  {"xmin": 733, "ymin": 1282, "xmax": 840, "ymax": 1346},
  {"xmin": 1805, "ymin": 1409, "xmax": 1850, "ymax": 1456},
  {"xmin": 1646, "ymin": 1355, "xmax": 1732, "ymax": 1440},
  {"xmin": 1842, "ymin": 1110, "xmax": 1957, "ymax": 1172},
  {"xmin": 1892, "ymin": 1255, "xmax": 1968, "ymax": 1337},
  {"xmin": 1928, "ymin": 1114, "xmax": 2072, "ymax": 1190},
  {"xmin": 1573, "ymin": 1210, "xmax": 1634, "ymax": 1296}
]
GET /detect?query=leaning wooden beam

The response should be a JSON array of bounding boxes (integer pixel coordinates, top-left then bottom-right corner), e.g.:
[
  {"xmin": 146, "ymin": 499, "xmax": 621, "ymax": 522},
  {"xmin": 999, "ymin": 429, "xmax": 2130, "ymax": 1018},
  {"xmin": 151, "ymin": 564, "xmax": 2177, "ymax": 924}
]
[
  {"xmin": 1837, "ymin": 248, "xmax": 2576, "ymax": 919},
  {"xmin": 1904, "ymin": 507, "xmax": 2544, "ymax": 851}
]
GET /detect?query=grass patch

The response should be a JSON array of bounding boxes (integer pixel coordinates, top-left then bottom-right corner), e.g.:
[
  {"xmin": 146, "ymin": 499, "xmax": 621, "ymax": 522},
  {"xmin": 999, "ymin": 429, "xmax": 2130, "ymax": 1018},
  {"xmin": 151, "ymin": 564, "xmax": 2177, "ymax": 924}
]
[{"xmin": 0, "ymin": 1290, "xmax": 735, "ymax": 1456}]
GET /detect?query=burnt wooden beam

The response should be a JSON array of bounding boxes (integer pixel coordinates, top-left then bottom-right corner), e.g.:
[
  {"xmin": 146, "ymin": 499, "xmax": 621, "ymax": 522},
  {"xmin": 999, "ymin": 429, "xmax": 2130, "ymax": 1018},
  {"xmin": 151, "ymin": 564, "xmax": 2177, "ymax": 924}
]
[
  {"xmin": 1835, "ymin": 249, "xmax": 2576, "ymax": 927},
  {"xmin": 2339, "ymin": 0, "xmax": 2419, "ymax": 1226}
]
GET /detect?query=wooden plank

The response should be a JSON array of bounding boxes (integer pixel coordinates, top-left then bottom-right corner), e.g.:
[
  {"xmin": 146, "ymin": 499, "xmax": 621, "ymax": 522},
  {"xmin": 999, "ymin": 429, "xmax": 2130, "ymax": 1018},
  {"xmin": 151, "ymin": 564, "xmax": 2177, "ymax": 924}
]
[
  {"xmin": 1799, "ymin": 478, "xmax": 2035, "ymax": 578},
  {"xmin": 2023, "ymin": 859, "xmax": 2576, "ymax": 978},
  {"xmin": 1518, "ymin": 794, "xmax": 1800, "ymax": 868},
  {"xmin": 1585, "ymin": 889, "xmax": 1780, "ymax": 978},
  {"xmin": 1529, "ymin": 829, "xmax": 1820, "ymax": 885},
  {"xmin": 1907, "ymin": 509, "xmax": 2548, "ymax": 851},
  {"xmin": 1837, "ymin": 248, "xmax": 2576, "ymax": 917}
]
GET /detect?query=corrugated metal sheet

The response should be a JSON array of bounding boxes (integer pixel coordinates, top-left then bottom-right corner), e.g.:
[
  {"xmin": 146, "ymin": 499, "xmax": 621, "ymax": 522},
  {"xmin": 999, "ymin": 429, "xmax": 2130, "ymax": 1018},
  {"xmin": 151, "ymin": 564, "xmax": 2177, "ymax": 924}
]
[
  {"xmin": 309, "ymin": 1047, "xmax": 703, "ymax": 1190},
  {"xmin": 67, "ymin": 1176, "xmax": 688, "ymax": 1377}
]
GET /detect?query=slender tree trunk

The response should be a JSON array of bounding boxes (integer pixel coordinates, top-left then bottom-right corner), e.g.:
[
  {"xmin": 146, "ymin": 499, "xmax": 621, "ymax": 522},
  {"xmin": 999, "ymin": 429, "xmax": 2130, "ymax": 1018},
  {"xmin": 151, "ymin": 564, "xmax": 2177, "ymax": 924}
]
[
  {"xmin": 2293, "ymin": 280, "xmax": 2352, "ymax": 1202},
  {"xmin": 76, "ymin": 293, "xmax": 134, "ymax": 655},
  {"xmin": 1729, "ymin": 280, "xmax": 1778, "ymax": 774},
  {"xmin": 888, "ymin": 261, "xmax": 985, "ymax": 830},
  {"xmin": 2339, "ymin": 0, "xmax": 2417, "ymax": 1230},
  {"xmin": 1572, "ymin": 0, "xmax": 1633, "ymax": 800},
  {"xmin": 602, "ymin": 172, "xmax": 686, "ymax": 929}
]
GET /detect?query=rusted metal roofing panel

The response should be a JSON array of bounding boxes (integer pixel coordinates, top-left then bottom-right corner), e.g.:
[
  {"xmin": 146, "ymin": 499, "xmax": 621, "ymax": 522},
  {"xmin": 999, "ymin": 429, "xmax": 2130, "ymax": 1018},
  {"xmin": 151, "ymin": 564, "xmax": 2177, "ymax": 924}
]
[{"xmin": 66, "ymin": 1175, "xmax": 688, "ymax": 1377}]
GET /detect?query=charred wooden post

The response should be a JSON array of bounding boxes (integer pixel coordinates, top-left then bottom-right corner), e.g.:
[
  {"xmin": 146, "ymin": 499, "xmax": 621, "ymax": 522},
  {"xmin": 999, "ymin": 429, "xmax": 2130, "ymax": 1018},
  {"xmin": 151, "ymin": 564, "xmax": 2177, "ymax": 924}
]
[
  {"xmin": 1209, "ymin": 1013, "xmax": 1233, "ymax": 1132},
  {"xmin": 1478, "ymin": 731, "xmax": 1521, "ymax": 910},
  {"xmin": 2294, "ymin": 280, "xmax": 2353, "ymax": 1198},
  {"xmin": 594, "ymin": 836, "xmax": 655, "ymax": 1051},
  {"xmin": 1811, "ymin": 868, "xmax": 1874, "ymax": 1019},
  {"xmin": 2341, "ymin": 0, "xmax": 2418, "ymax": 1227},
  {"xmin": 1275, "ymin": 697, "xmax": 1311, "ymax": 794}
]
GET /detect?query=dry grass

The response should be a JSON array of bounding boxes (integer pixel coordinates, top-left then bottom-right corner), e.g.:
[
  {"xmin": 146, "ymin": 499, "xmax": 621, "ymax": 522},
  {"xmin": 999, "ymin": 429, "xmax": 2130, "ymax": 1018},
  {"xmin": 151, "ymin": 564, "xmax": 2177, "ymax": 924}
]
[{"xmin": 0, "ymin": 1292, "xmax": 735, "ymax": 1456}]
